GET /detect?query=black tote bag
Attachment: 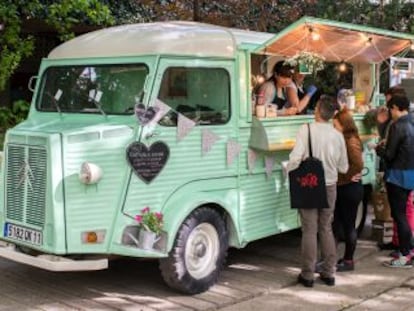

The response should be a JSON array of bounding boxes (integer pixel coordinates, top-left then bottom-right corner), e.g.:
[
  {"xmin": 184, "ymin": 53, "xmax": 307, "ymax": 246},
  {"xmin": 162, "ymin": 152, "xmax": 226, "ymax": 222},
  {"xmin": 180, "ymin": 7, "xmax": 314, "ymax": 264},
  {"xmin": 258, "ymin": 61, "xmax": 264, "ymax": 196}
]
[{"xmin": 288, "ymin": 124, "xmax": 329, "ymax": 209}]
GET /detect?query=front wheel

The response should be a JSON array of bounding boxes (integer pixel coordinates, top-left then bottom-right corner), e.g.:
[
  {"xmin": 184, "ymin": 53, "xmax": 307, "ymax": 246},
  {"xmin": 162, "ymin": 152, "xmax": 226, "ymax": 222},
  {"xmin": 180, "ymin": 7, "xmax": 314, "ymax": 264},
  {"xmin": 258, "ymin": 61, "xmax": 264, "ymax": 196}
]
[{"xmin": 159, "ymin": 207, "xmax": 228, "ymax": 294}]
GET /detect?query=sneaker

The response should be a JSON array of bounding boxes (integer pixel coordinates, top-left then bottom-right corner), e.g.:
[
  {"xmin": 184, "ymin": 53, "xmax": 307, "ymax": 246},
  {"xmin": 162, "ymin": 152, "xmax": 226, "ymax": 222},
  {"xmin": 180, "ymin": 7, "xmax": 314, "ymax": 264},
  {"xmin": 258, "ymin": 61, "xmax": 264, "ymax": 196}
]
[
  {"xmin": 389, "ymin": 250, "xmax": 401, "ymax": 259},
  {"xmin": 336, "ymin": 259, "xmax": 354, "ymax": 272},
  {"xmin": 383, "ymin": 255, "xmax": 413, "ymax": 268}
]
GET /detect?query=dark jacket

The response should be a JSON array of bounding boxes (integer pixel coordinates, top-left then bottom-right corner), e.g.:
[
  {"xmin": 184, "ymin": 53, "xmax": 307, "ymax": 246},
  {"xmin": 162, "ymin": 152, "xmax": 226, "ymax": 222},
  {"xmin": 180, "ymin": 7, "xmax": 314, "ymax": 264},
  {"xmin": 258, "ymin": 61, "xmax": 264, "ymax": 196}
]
[{"xmin": 376, "ymin": 113, "xmax": 414, "ymax": 170}]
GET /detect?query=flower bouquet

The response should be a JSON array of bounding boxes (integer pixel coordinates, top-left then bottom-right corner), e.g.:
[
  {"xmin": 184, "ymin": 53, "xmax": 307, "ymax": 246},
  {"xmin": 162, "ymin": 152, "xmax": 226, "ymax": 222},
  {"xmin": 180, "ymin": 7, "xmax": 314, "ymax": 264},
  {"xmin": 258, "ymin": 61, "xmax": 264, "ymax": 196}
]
[
  {"xmin": 135, "ymin": 207, "xmax": 164, "ymax": 250},
  {"xmin": 135, "ymin": 206, "xmax": 164, "ymax": 235},
  {"xmin": 285, "ymin": 51, "xmax": 325, "ymax": 75}
]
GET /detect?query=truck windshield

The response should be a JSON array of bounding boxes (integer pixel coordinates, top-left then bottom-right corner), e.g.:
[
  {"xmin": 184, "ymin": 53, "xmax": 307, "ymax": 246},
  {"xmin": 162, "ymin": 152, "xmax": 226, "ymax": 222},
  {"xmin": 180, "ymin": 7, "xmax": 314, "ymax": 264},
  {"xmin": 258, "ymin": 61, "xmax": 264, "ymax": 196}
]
[{"xmin": 36, "ymin": 64, "xmax": 149, "ymax": 115}]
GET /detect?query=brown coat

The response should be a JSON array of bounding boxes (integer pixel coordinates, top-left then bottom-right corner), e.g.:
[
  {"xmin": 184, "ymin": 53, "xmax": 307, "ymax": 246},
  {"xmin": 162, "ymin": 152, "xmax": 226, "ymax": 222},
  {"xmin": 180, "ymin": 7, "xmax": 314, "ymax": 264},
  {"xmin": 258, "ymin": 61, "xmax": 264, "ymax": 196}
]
[{"xmin": 337, "ymin": 135, "xmax": 363, "ymax": 186}]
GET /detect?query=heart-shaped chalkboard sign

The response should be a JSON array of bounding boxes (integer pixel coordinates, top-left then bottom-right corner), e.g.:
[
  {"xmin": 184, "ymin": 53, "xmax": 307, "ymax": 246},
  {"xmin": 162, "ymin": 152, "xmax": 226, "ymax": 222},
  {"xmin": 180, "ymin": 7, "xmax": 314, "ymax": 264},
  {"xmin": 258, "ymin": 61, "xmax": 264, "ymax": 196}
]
[
  {"xmin": 126, "ymin": 141, "xmax": 170, "ymax": 184},
  {"xmin": 135, "ymin": 103, "xmax": 159, "ymax": 125}
]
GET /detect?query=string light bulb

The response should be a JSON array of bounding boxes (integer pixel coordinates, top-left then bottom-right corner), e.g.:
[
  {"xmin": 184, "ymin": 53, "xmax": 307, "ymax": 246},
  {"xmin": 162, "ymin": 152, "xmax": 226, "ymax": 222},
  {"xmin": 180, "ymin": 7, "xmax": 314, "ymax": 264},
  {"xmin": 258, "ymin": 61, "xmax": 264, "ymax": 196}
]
[
  {"xmin": 365, "ymin": 37, "xmax": 373, "ymax": 46},
  {"xmin": 308, "ymin": 27, "xmax": 320, "ymax": 41},
  {"xmin": 338, "ymin": 62, "xmax": 347, "ymax": 72},
  {"xmin": 393, "ymin": 66, "xmax": 400, "ymax": 76}
]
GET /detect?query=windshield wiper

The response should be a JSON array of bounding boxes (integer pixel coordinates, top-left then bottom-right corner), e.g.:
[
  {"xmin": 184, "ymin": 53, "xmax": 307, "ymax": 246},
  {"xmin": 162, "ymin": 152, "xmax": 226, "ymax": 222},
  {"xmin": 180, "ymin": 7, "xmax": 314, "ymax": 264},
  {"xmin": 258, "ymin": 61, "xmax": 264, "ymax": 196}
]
[
  {"xmin": 44, "ymin": 91, "xmax": 62, "ymax": 114},
  {"xmin": 87, "ymin": 94, "xmax": 106, "ymax": 117}
]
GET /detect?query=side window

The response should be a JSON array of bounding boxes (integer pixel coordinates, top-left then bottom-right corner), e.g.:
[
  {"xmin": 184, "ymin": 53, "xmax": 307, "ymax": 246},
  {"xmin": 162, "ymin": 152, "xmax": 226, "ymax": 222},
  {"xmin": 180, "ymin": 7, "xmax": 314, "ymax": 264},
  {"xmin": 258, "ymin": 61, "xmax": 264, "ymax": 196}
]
[{"xmin": 158, "ymin": 67, "xmax": 230, "ymax": 126}]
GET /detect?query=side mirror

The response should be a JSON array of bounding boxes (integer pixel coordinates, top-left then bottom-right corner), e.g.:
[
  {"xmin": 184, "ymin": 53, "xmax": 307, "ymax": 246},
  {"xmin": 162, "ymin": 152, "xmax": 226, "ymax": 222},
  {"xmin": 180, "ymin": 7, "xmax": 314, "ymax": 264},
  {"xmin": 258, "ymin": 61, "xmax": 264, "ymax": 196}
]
[{"xmin": 28, "ymin": 76, "xmax": 38, "ymax": 92}]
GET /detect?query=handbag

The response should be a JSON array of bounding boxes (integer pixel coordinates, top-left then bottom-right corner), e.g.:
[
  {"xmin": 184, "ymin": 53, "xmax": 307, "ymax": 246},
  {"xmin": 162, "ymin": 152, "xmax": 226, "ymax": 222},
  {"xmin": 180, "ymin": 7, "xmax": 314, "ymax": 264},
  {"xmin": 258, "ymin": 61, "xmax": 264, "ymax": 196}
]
[{"xmin": 288, "ymin": 123, "xmax": 329, "ymax": 209}]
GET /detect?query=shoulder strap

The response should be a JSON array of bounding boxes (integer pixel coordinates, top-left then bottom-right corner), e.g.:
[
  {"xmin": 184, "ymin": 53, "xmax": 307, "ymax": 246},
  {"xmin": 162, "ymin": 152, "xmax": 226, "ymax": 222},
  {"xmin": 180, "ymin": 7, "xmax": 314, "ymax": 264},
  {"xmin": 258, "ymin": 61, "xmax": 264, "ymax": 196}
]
[{"xmin": 307, "ymin": 123, "xmax": 313, "ymax": 158}]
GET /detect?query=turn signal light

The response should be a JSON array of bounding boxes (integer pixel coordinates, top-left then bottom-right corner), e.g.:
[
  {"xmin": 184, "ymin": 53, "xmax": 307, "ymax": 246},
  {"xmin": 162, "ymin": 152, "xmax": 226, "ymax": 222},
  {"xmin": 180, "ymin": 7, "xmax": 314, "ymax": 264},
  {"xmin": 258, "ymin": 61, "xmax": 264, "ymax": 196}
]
[{"xmin": 81, "ymin": 230, "xmax": 106, "ymax": 244}]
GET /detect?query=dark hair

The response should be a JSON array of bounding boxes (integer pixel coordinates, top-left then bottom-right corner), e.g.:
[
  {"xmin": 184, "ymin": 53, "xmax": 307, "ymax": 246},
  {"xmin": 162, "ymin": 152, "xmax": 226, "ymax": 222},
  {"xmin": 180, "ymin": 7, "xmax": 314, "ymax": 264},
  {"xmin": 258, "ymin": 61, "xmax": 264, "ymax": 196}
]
[
  {"xmin": 386, "ymin": 95, "xmax": 410, "ymax": 111},
  {"xmin": 272, "ymin": 60, "xmax": 294, "ymax": 78},
  {"xmin": 333, "ymin": 108, "xmax": 360, "ymax": 140},
  {"xmin": 385, "ymin": 85, "xmax": 406, "ymax": 97},
  {"xmin": 317, "ymin": 95, "xmax": 336, "ymax": 121}
]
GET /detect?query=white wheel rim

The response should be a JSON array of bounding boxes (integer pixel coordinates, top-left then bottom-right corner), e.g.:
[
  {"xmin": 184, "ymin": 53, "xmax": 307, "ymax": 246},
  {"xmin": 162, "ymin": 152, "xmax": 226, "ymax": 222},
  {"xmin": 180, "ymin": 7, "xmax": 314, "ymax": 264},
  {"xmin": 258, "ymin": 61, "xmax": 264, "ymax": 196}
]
[
  {"xmin": 355, "ymin": 201, "xmax": 364, "ymax": 229},
  {"xmin": 185, "ymin": 223, "xmax": 220, "ymax": 280}
]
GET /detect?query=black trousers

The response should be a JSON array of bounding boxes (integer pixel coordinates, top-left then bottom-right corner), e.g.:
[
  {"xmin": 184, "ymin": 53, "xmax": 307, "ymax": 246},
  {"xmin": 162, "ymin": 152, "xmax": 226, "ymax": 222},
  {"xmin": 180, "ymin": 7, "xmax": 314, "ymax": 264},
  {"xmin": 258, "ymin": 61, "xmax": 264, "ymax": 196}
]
[
  {"xmin": 333, "ymin": 182, "xmax": 363, "ymax": 261},
  {"xmin": 386, "ymin": 182, "xmax": 413, "ymax": 256}
]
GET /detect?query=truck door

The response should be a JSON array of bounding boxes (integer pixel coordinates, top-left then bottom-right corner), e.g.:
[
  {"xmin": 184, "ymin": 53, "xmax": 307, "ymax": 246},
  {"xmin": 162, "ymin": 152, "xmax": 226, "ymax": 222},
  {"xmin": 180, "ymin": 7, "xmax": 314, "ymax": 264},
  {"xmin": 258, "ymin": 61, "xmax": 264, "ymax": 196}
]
[{"xmin": 122, "ymin": 58, "xmax": 238, "ymax": 219}]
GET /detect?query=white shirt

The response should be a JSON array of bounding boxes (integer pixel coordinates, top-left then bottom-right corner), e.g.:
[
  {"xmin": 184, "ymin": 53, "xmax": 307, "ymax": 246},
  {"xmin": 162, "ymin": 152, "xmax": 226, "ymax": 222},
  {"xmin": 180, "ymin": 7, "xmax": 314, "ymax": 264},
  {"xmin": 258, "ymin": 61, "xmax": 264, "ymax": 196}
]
[{"xmin": 287, "ymin": 122, "xmax": 349, "ymax": 186}]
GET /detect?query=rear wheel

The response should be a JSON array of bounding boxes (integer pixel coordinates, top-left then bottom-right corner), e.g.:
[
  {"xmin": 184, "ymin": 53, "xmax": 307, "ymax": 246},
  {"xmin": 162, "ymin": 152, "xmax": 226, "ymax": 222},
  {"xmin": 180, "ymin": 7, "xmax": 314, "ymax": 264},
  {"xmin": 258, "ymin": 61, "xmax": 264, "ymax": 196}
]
[{"xmin": 159, "ymin": 207, "xmax": 228, "ymax": 294}]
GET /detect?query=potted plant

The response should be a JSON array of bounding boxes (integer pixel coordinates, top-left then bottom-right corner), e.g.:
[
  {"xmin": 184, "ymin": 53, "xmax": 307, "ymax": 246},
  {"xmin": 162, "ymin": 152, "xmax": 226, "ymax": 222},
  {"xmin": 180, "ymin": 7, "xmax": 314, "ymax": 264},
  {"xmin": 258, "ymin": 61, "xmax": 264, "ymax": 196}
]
[
  {"xmin": 285, "ymin": 51, "xmax": 325, "ymax": 75},
  {"xmin": 135, "ymin": 207, "xmax": 164, "ymax": 250}
]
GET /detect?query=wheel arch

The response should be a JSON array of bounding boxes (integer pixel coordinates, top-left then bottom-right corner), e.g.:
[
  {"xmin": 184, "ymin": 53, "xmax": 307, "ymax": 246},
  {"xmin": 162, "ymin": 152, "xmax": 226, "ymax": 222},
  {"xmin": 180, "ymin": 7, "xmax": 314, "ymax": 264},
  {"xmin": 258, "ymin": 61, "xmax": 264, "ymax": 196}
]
[{"xmin": 161, "ymin": 179, "xmax": 241, "ymax": 252}]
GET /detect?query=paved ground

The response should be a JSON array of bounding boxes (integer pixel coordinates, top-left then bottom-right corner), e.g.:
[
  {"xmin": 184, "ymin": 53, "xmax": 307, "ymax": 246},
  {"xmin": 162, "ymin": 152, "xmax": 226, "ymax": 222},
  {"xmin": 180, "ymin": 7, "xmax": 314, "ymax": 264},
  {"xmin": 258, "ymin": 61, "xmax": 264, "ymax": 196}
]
[{"xmin": 0, "ymin": 217, "xmax": 414, "ymax": 311}]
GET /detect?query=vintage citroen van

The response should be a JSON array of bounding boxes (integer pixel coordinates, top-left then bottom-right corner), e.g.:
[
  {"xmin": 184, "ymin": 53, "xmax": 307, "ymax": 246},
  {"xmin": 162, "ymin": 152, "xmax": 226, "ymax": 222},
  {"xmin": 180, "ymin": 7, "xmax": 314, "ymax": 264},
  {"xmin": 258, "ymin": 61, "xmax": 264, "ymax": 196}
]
[{"xmin": 0, "ymin": 17, "xmax": 413, "ymax": 294}]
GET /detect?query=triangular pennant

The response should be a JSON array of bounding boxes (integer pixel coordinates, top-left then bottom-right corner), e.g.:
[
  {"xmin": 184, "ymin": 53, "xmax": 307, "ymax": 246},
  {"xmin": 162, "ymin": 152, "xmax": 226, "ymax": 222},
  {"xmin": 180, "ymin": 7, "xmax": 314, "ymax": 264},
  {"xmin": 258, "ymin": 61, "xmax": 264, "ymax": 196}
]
[
  {"xmin": 227, "ymin": 139, "xmax": 242, "ymax": 166},
  {"xmin": 177, "ymin": 114, "xmax": 196, "ymax": 142},
  {"xmin": 151, "ymin": 99, "xmax": 171, "ymax": 124},
  {"xmin": 202, "ymin": 129, "xmax": 220, "ymax": 156},
  {"xmin": 247, "ymin": 148, "xmax": 258, "ymax": 174},
  {"xmin": 265, "ymin": 155, "xmax": 276, "ymax": 180}
]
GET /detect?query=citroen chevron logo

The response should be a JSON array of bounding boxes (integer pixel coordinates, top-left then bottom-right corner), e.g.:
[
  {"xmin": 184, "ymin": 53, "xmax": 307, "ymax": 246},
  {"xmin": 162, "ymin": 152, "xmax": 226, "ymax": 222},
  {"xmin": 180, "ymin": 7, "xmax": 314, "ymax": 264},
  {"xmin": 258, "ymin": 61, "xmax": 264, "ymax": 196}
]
[{"xmin": 17, "ymin": 160, "xmax": 34, "ymax": 191}]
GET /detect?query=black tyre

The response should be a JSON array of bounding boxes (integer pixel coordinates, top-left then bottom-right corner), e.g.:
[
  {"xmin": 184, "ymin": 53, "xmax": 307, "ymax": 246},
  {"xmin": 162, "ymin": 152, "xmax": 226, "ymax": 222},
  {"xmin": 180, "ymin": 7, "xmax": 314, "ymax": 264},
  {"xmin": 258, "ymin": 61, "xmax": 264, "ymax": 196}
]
[{"xmin": 159, "ymin": 207, "xmax": 228, "ymax": 294}]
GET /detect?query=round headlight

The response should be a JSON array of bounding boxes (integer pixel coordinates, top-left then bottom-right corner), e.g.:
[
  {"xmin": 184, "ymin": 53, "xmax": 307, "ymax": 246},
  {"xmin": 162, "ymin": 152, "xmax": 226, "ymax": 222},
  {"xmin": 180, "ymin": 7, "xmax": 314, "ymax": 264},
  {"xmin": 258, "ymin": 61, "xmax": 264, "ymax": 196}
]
[{"xmin": 79, "ymin": 162, "xmax": 103, "ymax": 184}]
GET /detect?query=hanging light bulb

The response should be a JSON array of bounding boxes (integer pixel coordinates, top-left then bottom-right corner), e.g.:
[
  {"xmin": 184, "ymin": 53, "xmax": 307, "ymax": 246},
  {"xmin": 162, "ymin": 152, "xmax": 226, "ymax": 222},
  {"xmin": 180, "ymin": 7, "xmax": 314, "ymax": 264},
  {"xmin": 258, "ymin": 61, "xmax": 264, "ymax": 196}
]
[
  {"xmin": 339, "ymin": 62, "xmax": 347, "ymax": 72},
  {"xmin": 411, "ymin": 41, "xmax": 414, "ymax": 50},
  {"xmin": 308, "ymin": 27, "xmax": 320, "ymax": 41},
  {"xmin": 365, "ymin": 37, "xmax": 373, "ymax": 46},
  {"xmin": 256, "ymin": 74, "xmax": 265, "ymax": 85},
  {"xmin": 393, "ymin": 66, "xmax": 400, "ymax": 76}
]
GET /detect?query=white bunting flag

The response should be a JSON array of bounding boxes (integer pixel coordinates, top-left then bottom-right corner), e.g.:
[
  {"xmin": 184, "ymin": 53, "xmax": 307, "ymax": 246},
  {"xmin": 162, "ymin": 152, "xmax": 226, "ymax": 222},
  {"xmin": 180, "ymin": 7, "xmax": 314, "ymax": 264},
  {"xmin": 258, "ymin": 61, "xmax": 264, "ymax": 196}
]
[
  {"xmin": 177, "ymin": 114, "xmax": 196, "ymax": 142},
  {"xmin": 227, "ymin": 139, "xmax": 242, "ymax": 166},
  {"xmin": 265, "ymin": 155, "xmax": 275, "ymax": 179},
  {"xmin": 247, "ymin": 148, "xmax": 258, "ymax": 174},
  {"xmin": 152, "ymin": 99, "xmax": 171, "ymax": 124},
  {"xmin": 202, "ymin": 129, "xmax": 220, "ymax": 156}
]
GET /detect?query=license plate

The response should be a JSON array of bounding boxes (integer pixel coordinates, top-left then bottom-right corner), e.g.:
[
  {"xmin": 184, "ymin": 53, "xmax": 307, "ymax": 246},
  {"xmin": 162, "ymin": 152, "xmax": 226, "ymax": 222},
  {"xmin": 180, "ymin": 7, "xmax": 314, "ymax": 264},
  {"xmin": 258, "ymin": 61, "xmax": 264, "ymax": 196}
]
[{"xmin": 4, "ymin": 223, "xmax": 43, "ymax": 246}]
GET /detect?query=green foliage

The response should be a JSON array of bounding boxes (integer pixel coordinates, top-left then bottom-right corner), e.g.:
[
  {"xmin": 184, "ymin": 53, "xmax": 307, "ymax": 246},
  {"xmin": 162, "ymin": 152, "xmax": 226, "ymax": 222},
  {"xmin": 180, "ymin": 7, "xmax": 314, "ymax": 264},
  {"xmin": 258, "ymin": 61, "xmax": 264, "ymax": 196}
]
[
  {"xmin": 0, "ymin": 1, "xmax": 38, "ymax": 90},
  {"xmin": 0, "ymin": 0, "xmax": 114, "ymax": 92},
  {"xmin": 44, "ymin": 0, "xmax": 114, "ymax": 41},
  {"xmin": 0, "ymin": 100, "xmax": 30, "ymax": 130}
]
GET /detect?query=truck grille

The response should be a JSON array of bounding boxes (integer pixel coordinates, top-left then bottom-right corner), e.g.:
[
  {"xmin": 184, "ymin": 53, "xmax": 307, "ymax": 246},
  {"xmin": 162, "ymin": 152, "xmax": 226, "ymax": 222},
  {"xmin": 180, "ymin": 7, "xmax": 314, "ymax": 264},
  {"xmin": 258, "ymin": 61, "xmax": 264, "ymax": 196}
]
[{"xmin": 5, "ymin": 144, "xmax": 47, "ymax": 227}]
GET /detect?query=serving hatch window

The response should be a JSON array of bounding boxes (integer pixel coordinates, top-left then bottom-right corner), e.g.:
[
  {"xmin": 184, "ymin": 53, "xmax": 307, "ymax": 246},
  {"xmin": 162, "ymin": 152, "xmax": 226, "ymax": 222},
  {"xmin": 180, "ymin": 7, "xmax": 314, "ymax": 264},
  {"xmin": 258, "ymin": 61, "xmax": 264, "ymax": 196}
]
[
  {"xmin": 36, "ymin": 64, "xmax": 149, "ymax": 115},
  {"xmin": 158, "ymin": 67, "xmax": 230, "ymax": 126}
]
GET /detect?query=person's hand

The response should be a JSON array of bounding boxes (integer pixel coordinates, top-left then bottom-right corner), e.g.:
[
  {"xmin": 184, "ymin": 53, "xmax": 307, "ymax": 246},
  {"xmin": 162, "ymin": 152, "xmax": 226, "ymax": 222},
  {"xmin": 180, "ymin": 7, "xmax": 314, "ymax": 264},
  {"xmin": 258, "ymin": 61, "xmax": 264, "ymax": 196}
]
[
  {"xmin": 286, "ymin": 107, "xmax": 298, "ymax": 115},
  {"xmin": 375, "ymin": 140, "xmax": 386, "ymax": 157},
  {"xmin": 306, "ymin": 85, "xmax": 317, "ymax": 97},
  {"xmin": 376, "ymin": 106, "xmax": 389, "ymax": 124},
  {"xmin": 351, "ymin": 172, "xmax": 362, "ymax": 182}
]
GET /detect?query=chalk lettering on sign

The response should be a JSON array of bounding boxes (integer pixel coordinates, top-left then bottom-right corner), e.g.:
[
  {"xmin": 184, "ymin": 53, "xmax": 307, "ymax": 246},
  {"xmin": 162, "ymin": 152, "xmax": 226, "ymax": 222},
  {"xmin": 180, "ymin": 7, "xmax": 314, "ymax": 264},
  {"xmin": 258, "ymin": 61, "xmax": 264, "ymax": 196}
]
[{"xmin": 126, "ymin": 141, "xmax": 170, "ymax": 184}]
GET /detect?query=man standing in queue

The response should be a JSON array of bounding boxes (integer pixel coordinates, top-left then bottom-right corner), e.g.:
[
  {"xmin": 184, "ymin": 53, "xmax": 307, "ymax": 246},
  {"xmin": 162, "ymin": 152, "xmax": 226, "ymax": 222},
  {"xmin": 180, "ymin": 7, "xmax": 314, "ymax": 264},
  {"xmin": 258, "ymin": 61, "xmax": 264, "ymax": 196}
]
[{"xmin": 287, "ymin": 95, "xmax": 348, "ymax": 287}]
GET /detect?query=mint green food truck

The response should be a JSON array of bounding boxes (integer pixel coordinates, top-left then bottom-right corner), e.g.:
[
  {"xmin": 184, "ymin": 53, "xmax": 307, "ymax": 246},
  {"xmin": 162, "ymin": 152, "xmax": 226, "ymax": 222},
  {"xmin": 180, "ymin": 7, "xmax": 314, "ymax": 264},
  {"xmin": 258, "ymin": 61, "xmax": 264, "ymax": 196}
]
[{"xmin": 0, "ymin": 17, "xmax": 413, "ymax": 294}]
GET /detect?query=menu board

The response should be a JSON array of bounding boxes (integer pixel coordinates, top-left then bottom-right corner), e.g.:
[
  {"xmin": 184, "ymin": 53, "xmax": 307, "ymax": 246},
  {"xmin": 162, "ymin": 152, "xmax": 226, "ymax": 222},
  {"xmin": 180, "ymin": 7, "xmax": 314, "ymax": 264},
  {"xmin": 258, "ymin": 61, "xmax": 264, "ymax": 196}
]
[{"xmin": 126, "ymin": 141, "xmax": 170, "ymax": 184}]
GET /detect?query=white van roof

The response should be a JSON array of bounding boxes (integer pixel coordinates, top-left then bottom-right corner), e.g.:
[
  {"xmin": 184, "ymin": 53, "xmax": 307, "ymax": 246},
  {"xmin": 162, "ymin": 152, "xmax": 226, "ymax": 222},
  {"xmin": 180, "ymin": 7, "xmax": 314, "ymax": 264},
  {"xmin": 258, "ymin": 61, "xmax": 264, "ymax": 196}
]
[{"xmin": 48, "ymin": 21, "xmax": 273, "ymax": 59}]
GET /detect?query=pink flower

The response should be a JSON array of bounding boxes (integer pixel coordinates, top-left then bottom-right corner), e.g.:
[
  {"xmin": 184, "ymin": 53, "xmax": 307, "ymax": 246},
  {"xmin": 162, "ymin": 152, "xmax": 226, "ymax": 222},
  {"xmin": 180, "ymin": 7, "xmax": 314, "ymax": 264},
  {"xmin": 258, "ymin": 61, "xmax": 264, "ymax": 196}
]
[
  {"xmin": 135, "ymin": 215, "xmax": 143, "ymax": 223},
  {"xmin": 141, "ymin": 206, "xmax": 150, "ymax": 214},
  {"xmin": 155, "ymin": 212, "xmax": 163, "ymax": 220}
]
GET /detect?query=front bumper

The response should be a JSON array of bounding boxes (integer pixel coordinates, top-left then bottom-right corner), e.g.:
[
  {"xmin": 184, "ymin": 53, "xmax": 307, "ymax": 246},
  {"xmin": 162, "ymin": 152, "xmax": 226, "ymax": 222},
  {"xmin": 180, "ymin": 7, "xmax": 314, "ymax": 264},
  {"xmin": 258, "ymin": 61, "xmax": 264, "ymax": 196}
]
[{"xmin": 0, "ymin": 242, "xmax": 108, "ymax": 271}]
